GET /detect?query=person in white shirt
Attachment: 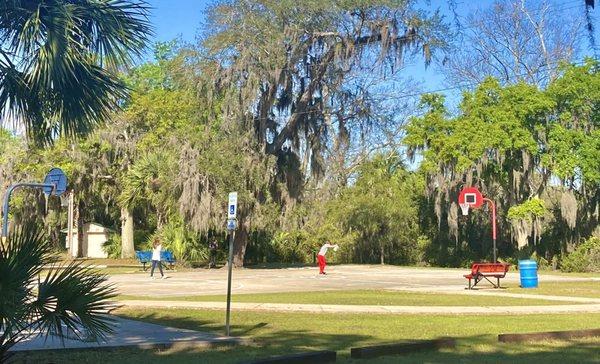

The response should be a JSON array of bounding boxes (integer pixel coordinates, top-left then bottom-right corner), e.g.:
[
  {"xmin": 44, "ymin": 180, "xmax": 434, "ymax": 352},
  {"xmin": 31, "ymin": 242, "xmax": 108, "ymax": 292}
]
[
  {"xmin": 317, "ymin": 241, "xmax": 339, "ymax": 275},
  {"xmin": 150, "ymin": 238, "xmax": 166, "ymax": 279}
]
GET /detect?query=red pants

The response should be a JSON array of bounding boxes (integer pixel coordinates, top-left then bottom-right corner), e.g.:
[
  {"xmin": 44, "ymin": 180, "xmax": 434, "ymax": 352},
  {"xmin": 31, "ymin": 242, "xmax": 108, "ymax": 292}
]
[{"xmin": 317, "ymin": 254, "xmax": 326, "ymax": 274}]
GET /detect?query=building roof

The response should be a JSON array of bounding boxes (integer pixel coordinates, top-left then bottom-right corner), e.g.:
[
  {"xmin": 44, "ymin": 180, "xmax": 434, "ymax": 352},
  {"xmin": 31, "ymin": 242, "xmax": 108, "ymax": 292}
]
[{"xmin": 60, "ymin": 222, "xmax": 114, "ymax": 234}]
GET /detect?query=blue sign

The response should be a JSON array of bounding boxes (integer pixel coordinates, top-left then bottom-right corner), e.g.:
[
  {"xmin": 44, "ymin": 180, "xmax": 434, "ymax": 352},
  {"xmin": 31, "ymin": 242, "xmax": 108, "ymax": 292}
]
[
  {"xmin": 228, "ymin": 192, "xmax": 238, "ymax": 219},
  {"xmin": 226, "ymin": 219, "xmax": 237, "ymax": 231}
]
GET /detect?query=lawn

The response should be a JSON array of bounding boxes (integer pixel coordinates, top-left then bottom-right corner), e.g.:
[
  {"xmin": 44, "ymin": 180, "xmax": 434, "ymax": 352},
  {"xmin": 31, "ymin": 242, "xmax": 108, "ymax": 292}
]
[
  {"xmin": 537, "ymin": 269, "xmax": 600, "ymax": 278},
  {"xmin": 12, "ymin": 309, "xmax": 600, "ymax": 363},
  {"xmin": 118, "ymin": 289, "xmax": 580, "ymax": 306},
  {"xmin": 507, "ymin": 281, "xmax": 600, "ymax": 299}
]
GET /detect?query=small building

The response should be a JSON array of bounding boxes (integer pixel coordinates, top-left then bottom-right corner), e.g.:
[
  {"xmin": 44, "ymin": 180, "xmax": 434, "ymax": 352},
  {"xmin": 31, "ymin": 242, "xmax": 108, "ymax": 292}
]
[{"xmin": 61, "ymin": 222, "xmax": 113, "ymax": 258}]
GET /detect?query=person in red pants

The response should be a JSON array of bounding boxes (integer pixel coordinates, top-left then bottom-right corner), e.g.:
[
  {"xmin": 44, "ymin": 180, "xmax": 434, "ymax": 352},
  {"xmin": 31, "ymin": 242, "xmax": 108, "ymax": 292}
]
[{"xmin": 317, "ymin": 241, "xmax": 339, "ymax": 275}]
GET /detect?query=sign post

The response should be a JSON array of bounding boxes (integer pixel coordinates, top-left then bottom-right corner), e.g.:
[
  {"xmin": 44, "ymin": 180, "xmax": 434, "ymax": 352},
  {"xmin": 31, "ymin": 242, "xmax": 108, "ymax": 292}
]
[{"xmin": 225, "ymin": 192, "xmax": 237, "ymax": 337}]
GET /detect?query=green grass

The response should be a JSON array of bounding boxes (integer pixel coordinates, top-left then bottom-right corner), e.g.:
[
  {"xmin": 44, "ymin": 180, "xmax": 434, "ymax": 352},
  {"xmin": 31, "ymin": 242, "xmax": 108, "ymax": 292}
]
[
  {"xmin": 12, "ymin": 309, "xmax": 600, "ymax": 363},
  {"xmin": 507, "ymin": 281, "xmax": 600, "ymax": 299},
  {"xmin": 12, "ymin": 338, "xmax": 600, "ymax": 364},
  {"xmin": 537, "ymin": 269, "xmax": 600, "ymax": 278},
  {"xmin": 117, "ymin": 289, "xmax": 581, "ymax": 306}
]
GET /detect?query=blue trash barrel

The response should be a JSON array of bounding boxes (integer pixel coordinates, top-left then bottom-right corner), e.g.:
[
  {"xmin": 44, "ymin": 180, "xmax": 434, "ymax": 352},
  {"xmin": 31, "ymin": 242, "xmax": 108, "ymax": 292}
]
[{"xmin": 519, "ymin": 260, "xmax": 538, "ymax": 288}]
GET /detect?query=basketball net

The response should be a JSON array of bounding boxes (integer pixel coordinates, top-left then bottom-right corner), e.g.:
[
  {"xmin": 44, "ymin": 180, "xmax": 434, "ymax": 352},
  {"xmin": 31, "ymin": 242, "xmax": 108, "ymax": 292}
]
[
  {"xmin": 459, "ymin": 203, "xmax": 470, "ymax": 216},
  {"xmin": 60, "ymin": 193, "xmax": 69, "ymax": 208}
]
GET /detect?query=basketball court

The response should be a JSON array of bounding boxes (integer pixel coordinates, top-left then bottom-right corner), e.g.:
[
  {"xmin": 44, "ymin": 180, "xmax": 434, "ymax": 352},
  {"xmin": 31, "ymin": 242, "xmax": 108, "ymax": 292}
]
[{"xmin": 110, "ymin": 264, "xmax": 597, "ymax": 298}]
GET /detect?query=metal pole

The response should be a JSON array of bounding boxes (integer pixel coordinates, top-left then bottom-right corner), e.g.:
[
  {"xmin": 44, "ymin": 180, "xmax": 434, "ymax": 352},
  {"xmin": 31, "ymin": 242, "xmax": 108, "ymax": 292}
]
[
  {"xmin": 1, "ymin": 185, "xmax": 15, "ymax": 240},
  {"xmin": 225, "ymin": 229, "xmax": 235, "ymax": 336},
  {"xmin": 484, "ymin": 198, "xmax": 497, "ymax": 263},
  {"xmin": 67, "ymin": 191, "xmax": 74, "ymax": 251}
]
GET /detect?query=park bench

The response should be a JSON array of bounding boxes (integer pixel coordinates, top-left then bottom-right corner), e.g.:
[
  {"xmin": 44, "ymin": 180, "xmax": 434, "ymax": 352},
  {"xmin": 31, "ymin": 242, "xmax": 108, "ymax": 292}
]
[
  {"xmin": 464, "ymin": 262, "xmax": 510, "ymax": 289},
  {"xmin": 135, "ymin": 250, "xmax": 176, "ymax": 271}
]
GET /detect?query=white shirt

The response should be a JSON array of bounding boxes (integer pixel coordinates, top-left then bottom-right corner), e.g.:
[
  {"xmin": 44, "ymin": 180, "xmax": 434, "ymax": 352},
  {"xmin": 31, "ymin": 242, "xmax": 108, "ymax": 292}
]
[
  {"xmin": 152, "ymin": 244, "xmax": 162, "ymax": 261},
  {"xmin": 318, "ymin": 243, "xmax": 337, "ymax": 256}
]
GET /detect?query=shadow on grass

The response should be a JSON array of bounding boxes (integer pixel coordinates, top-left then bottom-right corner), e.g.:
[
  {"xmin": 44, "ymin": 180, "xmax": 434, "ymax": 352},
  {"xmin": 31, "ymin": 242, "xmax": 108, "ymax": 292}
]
[
  {"xmin": 10, "ymin": 311, "xmax": 371, "ymax": 364},
  {"xmin": 121, "ymin": 311, "xmax": 371, "ymax": 351},
  {"xmin": 9, "ymin": 314, "xmax": 600, "ymax": 364},
  {"xmin": 10, "ymin": 334, "xmax": 600, "ymax": 364},
  {"xmin": 368, "ymin": 334, "xmax": 600, "ymax": 364}
]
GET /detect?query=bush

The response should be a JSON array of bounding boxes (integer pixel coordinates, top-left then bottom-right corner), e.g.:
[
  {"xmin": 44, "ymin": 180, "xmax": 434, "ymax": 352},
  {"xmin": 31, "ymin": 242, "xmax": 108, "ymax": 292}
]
[
  {"xmin": 506, "ymin": 247, "xmax": 554, "ymax": 271},
  {"xmin": 151, "ymin": 218, "xmax": 208, "ymax": 263},
  {"xmin": 531, "ymin": 251, "xmax": 551, "ymax": 270},
  {"xmin": 269, "ymin": 230, "xmax": 312, "ymax": 263},
  {"xmin": 412, "ymin": 235, "xmax": 431, "ymax": 265},
  {"xmin": 102, "ymin": 234, "xmax": 122, "ymax": 259},
  {"xmin": 560, "ymin": 237, "xmax": 600, "ymax": 273},
  {"xmin": 102, "ymin": 233, "xmax": 146, "ymax": 259}
]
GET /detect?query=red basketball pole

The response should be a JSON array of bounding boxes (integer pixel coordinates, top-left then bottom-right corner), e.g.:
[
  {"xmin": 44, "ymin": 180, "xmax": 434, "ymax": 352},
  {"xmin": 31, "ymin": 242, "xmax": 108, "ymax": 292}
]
[{"xmin": 483, "ymin": 198, "xmax": 497, "ymax": 263}]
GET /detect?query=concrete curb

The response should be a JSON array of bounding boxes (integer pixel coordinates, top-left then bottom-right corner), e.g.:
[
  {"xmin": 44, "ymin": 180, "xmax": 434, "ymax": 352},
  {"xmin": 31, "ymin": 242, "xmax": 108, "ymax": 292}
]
[
  {"xmin": 119, "ymin": 300, "xmax": 600, "ymax": 315},
  {"xmin": 11, "ymin": 336, "xmax": 247, "ymax": 353},
  {"xmin": 350, "ymin": 337, "xmax": 455, "ymax": 359},
  {"xmin": 498, "ymin": 328, "xmax": 600, "ymax": 343}
]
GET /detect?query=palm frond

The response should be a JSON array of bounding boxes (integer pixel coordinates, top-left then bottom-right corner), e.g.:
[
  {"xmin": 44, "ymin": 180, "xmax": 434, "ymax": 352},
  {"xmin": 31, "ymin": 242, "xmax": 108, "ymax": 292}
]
[
  {"xmin": 0, "ymin": 226, "xmax": 117, "ymax": 360},
  {"xmin": 31, "ymin": 262, "xmax": 117, "ymax": 343},
  {"xmin": 0, "ymin": 227, "xmax": 52, "ymax": 331},
  {"xmin": 0, "ymin": 0, "xmax": 152, "ymax": 144}
]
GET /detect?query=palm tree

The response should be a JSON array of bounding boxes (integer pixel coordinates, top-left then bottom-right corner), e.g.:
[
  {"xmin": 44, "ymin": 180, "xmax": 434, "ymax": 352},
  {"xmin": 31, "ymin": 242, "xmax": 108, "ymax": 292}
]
[
  {"xmin": 0, "ymin": 0, "xmax": 151, "ymax": 144},
  {"xmin": 0, "ymin": 226, "xmax": 116, "ymax": 361}
]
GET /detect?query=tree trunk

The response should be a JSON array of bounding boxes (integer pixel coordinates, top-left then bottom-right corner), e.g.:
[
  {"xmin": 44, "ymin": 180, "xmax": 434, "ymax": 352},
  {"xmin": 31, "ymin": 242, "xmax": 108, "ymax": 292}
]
[
  {"xmin": 76, "ymin": 199, "xmax": 84, "ymax": 258},
  {"xmin": 121, "ymin": 207, "xmax": 135, "ymax": 258},
  {"xmin": 380, "ymin": 241, "xmax": 385, "ymax": 265},
  {"xmin": 232, "ymin": 219, "xmax": 249, "ymax": 267},
  {"xmin": 51, "ymin": 222, "xmax": 60, "ymax": 250}
]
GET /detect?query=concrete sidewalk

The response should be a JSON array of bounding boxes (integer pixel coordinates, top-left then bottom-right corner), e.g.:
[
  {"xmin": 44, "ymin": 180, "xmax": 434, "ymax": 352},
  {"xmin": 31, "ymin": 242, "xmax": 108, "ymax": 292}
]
[
  {"xmin": 119, "ymin": 300, "xmax": 600, "ymax": 315},
  {"xmin": 11, "ymin": 316, "xmax": 241, "ymax": 352},
  {"xmin": 392, "ymin": 287, "xmax": 600, "ymax": 304}
]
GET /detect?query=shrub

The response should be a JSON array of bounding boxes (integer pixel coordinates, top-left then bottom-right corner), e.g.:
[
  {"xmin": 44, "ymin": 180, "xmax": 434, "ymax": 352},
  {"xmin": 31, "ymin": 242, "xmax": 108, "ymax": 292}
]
[
  {"xmin": 560, "ymin": 237, "xmax": 600, "ymax": 272},
  {"xmin": 412, "ymin": 235, "xmax": 431, "ymax": 265},
  {"xmin": 151, "ymin": 218, "xmax": 208, "ymax": 263},
  {"xmin": 531, "ymin": 252, "xmax": 550, "ymax": 270},
  {"xmin": 269, "ymin": 230, "xmax": 312, "ymax": 263},
  {"xmin": 102, "ymin": 234, "xmax": 122, "ymax": 259},
  {"xmin": 102, "ymin": 233, "xmax": 145, "ymax": 259}
]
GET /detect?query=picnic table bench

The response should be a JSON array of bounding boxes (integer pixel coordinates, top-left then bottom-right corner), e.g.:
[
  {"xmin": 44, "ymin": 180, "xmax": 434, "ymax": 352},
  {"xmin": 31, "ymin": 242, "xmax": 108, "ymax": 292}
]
[
  {"xmin": 464, "ymin": 262, "xmax": 510, "ymax": 289},
  {"xmin": 135, "ymin": 250, "xmax": 176, "ymax": 271}
]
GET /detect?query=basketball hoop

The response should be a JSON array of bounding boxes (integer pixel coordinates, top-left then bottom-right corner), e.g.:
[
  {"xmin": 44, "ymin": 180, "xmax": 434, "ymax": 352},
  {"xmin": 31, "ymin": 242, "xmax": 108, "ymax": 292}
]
[
  {"xmin": 459, "ymin": 203, "xmax": 470, "ymax": 216},
  {"xmin": 458, "ymin": 187, "xmax": 483, "ymax": 216},
  {"xmin": 458, "ymin": 186, "xmax": 499, "ymax": 262}
]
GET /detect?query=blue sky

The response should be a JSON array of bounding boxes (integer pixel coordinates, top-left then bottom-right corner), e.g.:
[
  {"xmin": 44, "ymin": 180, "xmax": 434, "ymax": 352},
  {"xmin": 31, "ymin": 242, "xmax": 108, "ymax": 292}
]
[
  {"xmin": 146, "ymin": 0, "xmax": 598, "ymax": 99},
  {"xmin": 146, "ymin": 0, "xmax": 211, "ymax": 44}
]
